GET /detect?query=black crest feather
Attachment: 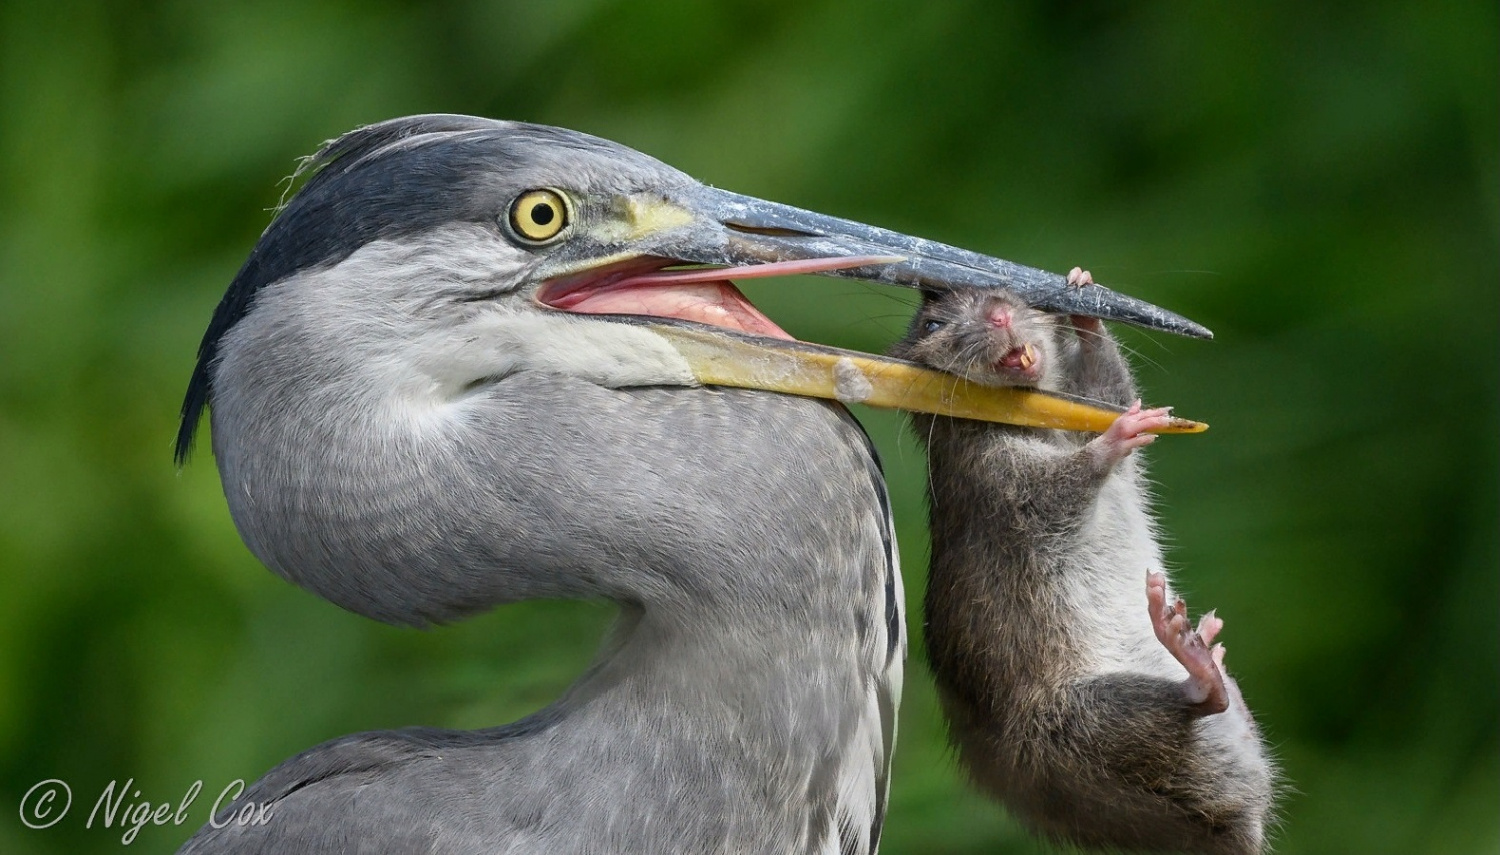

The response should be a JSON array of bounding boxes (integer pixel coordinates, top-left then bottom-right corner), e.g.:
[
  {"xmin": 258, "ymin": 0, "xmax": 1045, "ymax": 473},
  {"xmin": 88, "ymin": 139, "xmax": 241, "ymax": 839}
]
[{"xmin": 173, "ymin": 114, "xmax": 511, "ymax": 465}]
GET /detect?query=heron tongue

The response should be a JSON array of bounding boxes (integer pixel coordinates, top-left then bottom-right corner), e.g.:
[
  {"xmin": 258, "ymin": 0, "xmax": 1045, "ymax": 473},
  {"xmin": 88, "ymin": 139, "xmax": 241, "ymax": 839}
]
[
  {"xmin": 551, "ymin": 279, "xmax": 793, "ymax": 339},
  {"xmin": 543, "ymin": 255, "xmax": 904, "ymax": 340}
]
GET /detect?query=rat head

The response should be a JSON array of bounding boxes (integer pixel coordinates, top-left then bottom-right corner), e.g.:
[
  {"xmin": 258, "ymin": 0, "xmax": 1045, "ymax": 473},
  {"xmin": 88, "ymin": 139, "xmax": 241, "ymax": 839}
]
[{"xmin": 896, "ymin": 288, "xmax": 1061, "ymax": 388}]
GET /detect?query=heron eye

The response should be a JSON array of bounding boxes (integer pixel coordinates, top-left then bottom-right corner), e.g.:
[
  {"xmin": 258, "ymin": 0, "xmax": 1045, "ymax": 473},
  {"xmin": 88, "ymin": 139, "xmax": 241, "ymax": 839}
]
[
  {"xmin": 923, "ymin": 319, "xmax": 946, "ymax": 333},
  {"xmin": 508, "ymin": 189, "xmax": 571, "ymax": 244}
]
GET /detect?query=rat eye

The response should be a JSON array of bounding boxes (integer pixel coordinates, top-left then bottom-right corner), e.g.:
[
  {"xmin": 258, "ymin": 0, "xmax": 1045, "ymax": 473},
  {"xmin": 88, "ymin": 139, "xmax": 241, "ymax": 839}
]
[
  {"xmin": 507, "ymin": 189, "xmax": 571, "ymax": 244},
  {"xmin": 923, "ymin": 319, "xmax": 946, "ymax": 334}
]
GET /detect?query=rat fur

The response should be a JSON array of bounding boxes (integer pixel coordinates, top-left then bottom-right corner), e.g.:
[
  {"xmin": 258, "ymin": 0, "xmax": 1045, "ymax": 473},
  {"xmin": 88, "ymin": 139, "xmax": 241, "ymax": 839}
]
[{"xmin": 891, "ymin": 275, "xmax": 1276, "ymax": 855}]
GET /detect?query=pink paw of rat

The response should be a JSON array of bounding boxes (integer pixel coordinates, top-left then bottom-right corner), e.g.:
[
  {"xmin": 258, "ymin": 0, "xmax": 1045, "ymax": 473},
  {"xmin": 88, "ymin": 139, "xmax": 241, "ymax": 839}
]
[
  {"xmin": 1147, "ymin": 571, "xmax": 1229, "ymax": 716},
  {"xmin": 1090, "ymin": 400, "xmax": 1174, "ymax": 468},
  {"xmin": 1066, "ymin": 267, "xmax": 1105, "ymax": 335}
]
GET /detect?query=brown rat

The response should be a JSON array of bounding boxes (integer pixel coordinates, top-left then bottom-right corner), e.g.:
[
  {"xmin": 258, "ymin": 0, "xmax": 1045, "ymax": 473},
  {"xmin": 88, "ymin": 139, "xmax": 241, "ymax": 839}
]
[{"xmin": 891, "ymin": 270, "xmax": 1276, "ymax": 855}]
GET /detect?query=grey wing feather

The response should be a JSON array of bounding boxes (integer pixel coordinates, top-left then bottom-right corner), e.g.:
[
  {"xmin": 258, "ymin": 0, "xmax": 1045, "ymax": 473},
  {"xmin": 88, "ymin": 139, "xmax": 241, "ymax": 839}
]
[{"xmin": 177, "ymin": 726, "xmax": 544, "ymax": 854}]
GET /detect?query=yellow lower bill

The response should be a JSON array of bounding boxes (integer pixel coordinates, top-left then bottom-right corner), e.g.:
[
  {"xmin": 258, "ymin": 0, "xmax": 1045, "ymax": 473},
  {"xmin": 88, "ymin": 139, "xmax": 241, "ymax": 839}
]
[{"xmin": 650, "ymin": 324, "xmax": 1207, "ymax": 434}]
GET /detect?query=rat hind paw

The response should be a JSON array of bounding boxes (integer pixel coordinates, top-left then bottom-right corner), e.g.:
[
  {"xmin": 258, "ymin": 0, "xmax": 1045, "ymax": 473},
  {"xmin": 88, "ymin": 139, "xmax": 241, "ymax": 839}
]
[{"xmin": 1147, "ymin": 571, "xmax": 1230, "ymax": 715}]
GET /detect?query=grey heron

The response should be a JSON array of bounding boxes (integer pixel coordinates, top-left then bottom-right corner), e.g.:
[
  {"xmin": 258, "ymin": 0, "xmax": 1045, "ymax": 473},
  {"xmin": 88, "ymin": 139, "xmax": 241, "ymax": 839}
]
[{"xmin": 174, "ymin": 114, "xmax": 1209, "ymax": 854}]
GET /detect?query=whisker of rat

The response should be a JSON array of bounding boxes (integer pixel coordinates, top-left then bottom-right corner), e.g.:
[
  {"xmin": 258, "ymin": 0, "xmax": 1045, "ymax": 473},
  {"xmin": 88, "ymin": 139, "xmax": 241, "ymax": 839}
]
[
  {"xmin": 857, "ymin": 288, "xmax": 923, "ymax": 307},
  {"xmin": 923, "ymin": 413, "xmax": 941, "ymax": 506},
  {"xmin": 957, "ymin": 340, "xmax": 988, "ymax": 377},
  {"xmin": 1124, "ymin": 332, "xmax": 1179, "ymax": 356},
  {"xmin": 1114, "ymin": 342, "xmax": 1166, "ymax": 374},
  {"xmin": 1027, "ymin": 281, "xmax": 1076, "ymax": 308}
]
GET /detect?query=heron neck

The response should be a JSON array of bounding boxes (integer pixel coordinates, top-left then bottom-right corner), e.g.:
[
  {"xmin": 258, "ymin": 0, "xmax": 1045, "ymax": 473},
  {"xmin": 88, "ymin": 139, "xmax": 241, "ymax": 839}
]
[{"xmin": 500, "ymin": 546, "xmax": 901, "ymax": 853}]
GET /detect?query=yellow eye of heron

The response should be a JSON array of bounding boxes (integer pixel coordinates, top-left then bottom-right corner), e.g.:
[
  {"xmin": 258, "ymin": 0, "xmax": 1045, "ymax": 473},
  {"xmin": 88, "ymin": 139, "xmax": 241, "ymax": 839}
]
[{"xmin": 507, "ymin": 189, "xmax": 570, "ymax": 243}]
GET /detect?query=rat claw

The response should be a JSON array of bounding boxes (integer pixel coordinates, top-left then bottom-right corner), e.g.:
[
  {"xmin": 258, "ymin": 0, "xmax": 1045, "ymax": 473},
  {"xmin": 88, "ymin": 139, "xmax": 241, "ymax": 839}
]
[
  {"xmin": 1146, "ymin": 571, "xmax": 1168, "ymax": 607},
  {"xmin": 1066, "ymin": 266, "xmax": 1095, "ymax": 288},
  {"xmin": 1197, "ymin": 609, "xmax": 1223, "ymax": 645}
]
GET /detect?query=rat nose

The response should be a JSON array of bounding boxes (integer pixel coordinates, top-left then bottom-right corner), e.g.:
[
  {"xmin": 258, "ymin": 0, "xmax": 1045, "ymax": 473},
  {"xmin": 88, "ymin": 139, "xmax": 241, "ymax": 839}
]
[{"xmin": 987, "ymin": 305, "xmax": 1013, "ymax": 329}]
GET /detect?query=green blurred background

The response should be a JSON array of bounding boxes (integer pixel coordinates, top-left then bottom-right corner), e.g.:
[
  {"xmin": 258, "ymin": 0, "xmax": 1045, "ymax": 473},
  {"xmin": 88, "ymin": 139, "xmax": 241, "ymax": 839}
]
[{"xmin": 2, "ymin": 2, "xmax": 1495, "ymax": 853}]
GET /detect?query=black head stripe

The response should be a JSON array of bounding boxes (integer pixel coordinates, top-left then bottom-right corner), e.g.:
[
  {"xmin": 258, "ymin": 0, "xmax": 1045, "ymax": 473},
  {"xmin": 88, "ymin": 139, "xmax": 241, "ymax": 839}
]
[{"xmin": 174, "ymin": 115, "xmax": 515, "ymax": 465}]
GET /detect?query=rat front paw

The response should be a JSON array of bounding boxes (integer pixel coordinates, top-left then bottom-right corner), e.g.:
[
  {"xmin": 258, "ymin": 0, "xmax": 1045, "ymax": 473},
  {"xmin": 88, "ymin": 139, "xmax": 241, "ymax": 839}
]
[
  {"xmin": 1066, "ymin": 267, "xmax": 1105, "ymax": 335},
  {"xmin": 1147, "ymin": 571, "xmax": 1230, "ymax": 715},
  {"xmin": 1088, "ymin": 401, "xmax": 1174, "ymax": 468}
]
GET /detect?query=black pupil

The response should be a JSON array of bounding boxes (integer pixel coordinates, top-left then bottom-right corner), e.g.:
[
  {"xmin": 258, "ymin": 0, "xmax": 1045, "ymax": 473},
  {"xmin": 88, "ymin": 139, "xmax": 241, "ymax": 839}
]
[
  {"xmin": 924, "ymin": 319, "xmax": 944, "ymax": 333},
  {"xmin": 531, "ymin": 202, "xmax": 556, "ymax": 226}
]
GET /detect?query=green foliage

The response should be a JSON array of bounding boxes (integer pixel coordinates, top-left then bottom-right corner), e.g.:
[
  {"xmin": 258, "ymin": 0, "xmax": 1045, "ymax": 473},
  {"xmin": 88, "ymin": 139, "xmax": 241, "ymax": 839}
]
[{"xmin": 1, "ymin": 1, "xmax": 1495, "ymax": 852}]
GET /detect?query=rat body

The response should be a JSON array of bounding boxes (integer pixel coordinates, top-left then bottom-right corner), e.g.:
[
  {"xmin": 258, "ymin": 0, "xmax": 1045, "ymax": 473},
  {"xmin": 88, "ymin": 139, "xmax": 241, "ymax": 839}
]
[{"xmin": 891, "ymin": 273, "xmax": 1275, "ymax": 855}]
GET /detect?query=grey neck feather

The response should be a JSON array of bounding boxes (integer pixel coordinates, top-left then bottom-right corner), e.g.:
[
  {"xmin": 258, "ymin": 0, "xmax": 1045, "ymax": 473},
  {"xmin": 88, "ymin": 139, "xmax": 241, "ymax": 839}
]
[{"xmin": 202, "ymin": 257, "xmax": 905, "ymax": 852}]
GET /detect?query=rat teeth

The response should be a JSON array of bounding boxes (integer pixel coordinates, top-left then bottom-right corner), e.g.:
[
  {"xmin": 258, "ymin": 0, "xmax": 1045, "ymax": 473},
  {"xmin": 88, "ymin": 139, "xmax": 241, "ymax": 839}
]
[{"xmin": 1019, "ymin": 344, "xmax": 1037, "ymax": 370}]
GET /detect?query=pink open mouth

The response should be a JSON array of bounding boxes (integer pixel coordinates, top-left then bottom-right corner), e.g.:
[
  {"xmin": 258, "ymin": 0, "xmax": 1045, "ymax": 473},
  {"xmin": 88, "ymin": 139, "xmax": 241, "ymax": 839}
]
[
  {"xmin": 996, "ymin": 343, "xmax": 1041, "ymax": 378},
  {"xmin": 536, "ymin": 255, "xmax": 897, "ymax": 341}
]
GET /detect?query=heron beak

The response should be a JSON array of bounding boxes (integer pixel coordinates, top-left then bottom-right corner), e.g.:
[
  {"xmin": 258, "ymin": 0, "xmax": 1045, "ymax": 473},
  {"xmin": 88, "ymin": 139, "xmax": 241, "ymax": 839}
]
[
  {"xmin": 537, "ymin": 188, "xmax": 1210, "ymax": 434},
  {"xmin": 671, "ymin": 186, "xmax": 1213, "ymax": 339}
]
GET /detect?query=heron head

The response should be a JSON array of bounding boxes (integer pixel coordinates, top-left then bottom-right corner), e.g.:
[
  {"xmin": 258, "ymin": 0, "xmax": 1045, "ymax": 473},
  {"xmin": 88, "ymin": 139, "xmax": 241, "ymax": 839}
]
[{"xmin": 178, "ymin": 114, "xmax": 1209, "ymax": 465}]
